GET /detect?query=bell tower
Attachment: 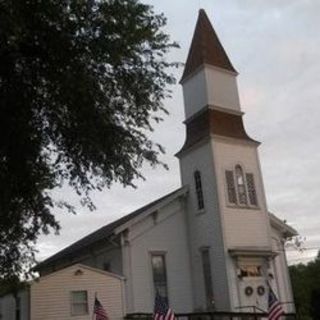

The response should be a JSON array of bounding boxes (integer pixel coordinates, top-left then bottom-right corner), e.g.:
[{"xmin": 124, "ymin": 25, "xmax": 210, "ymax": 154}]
[{"xmin": 177, "ymin": 10, "xmax": 273, "ymax": 312}]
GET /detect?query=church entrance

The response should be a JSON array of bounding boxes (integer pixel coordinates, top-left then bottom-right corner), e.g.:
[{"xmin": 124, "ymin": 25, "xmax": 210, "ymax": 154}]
[{"xmin": 237, "ymin": 260, "xmax": 268, "ymax": 313}]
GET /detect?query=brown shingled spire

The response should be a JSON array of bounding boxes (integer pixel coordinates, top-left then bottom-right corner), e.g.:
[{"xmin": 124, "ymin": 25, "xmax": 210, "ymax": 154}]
[{"xmin": 180, "ymin": 9, "xmax": 237, "ymax": 83}]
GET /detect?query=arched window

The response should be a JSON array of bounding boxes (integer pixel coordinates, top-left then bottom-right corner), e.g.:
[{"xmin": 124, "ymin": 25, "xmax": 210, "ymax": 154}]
[
  {"xmin": 235, "ymin": 165, "xmax": 247, "ymax": 205},
  {"xmin": 194, "ymin": 170, "xmax": 205, "ymax": 210}
]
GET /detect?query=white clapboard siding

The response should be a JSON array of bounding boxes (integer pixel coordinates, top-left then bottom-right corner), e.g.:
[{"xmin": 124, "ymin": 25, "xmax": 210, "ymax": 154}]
[
  {"xmin": 179, "ymin": 141, "xmax": 231, "ymax": 311},
  {"xmin": 31, "ymin": 264, "xmax": 125, "ymax": 320},
  {"xmin": 213, "ymin": 139, "xmax": 272, "ymax": 248},
  {"xmin": 122, "ymin": 197, "xmax": 194, "ymax": 313}
]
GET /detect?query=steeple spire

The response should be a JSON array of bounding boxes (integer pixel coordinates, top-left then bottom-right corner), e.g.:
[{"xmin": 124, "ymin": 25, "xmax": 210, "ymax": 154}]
[{"xmin": 181, "ymin": 9, "xmax": 237, "ymax": 83}]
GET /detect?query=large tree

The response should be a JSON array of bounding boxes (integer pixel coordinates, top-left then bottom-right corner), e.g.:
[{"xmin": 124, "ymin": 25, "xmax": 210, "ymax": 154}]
[{"xmin": 0, "ymin": 0, "xmax": 177, "ymax": 278}]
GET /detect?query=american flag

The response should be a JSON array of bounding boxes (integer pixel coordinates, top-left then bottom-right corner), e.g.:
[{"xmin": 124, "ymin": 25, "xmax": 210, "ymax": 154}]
[
  {"xmin": 94, "ymin": 297, "xmax": 109, "ymax": 320},
  {"xmin": 268, "ymin": 288, "xmax": 284, "ymax": 320},
  {"xmin": 153, "ymin": 292, "xmax": 175, "ymax": 320}
]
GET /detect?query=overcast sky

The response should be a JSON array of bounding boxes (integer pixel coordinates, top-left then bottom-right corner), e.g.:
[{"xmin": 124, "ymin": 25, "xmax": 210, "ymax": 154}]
[{"xmin": 37, "ymin": 0, "xmax": 320, "ymax": 265}]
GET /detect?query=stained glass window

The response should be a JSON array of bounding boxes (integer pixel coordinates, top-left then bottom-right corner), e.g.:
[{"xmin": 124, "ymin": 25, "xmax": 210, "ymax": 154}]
[{"xmin": 201, "ymin": 249, "xmax": 214, "ymax": 310}]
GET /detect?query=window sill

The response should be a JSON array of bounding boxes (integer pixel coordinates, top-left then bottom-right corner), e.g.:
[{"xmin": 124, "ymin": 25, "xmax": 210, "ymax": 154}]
[
  {"xmin": 196, "ymin": 208, "xmax": 206, "ymax": 215},
  {"xmin": 71, "ymin": 312, "xmax": 89, "ymax": 317},
  {"xmin": 226, "ymin": 204, "xmax": 260, "ymax": 211}
]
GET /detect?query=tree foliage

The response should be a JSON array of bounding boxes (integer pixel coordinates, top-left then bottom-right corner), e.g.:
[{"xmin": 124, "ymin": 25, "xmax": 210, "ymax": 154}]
[
  {"xmin": 289, "ymin": 251, "xmax": 320, "ymax": 320},
  {"xmin": 0, "ymin": 0, "xmax": 177, "ymax": 278},
  {"xmin": 0, "ymin": 276, "xmax": 26, "ymax": 297}
]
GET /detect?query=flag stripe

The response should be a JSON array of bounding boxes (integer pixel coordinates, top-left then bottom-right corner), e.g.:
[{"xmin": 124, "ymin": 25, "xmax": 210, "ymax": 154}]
[
  {"xmin": 268, "ymin": 287, "xmax": 284, "ymax": 320},
  {"xmin": 94, "ymin": 297, "xmax": 108, "ymax": 320},
  {"xmin": 153, "ymin": 292, "xmax": 175, "ymax": 320}
]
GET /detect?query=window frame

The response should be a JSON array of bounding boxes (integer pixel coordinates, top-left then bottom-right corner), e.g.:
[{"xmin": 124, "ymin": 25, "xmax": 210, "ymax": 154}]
[
  {"xmin": 225, "ymin": 170, "xmax": 237, "ymax": 205},
  {"xmin": 70, "ymin": 290, "xmax": 89, "ymax": 316},
  {"xmin": 15, "ymin": 296, "xmax": 21, "ymax": 320},
  {"xmin": 224, "ymin": 165, "xmax": 259, "ymax": 209},
  {"xmin": 194, "ymin": 170, "xmax": 205, "ymax": 211},
  {"xmin": 235, "ymin": 164, "xmax": 248, "ymax": 206},
  {"xmin": 200, "ymin": 247, "xmax": 214, "ymax": 310},
  {"xmin": 246, "ymin": 173, "xmax": 258, "ymax": 206},
  {"xmin": 150, "ymin": 252, "xmax": 169, "ymax": 304}
]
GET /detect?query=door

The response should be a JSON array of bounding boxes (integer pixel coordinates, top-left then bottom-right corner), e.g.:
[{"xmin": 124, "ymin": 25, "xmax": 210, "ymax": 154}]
[{"xmin": 238, "ymin": 265, "xmax": 268, "ymax": 313}]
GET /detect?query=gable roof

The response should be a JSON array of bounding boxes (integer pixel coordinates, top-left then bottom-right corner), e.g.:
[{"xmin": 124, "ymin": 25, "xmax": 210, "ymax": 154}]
[
  {"xmin": 180, "ymin": 9, "xmax": 237, "ymax": 83},
  {"xmin": 35, "ymin": 186, "xmax": 188, "ymax": 271}
]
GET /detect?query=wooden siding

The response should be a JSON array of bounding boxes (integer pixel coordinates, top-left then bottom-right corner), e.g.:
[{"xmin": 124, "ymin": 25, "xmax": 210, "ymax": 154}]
[
  {"xmin": 212, "ymin": 138, "xmax": 272, "ymax": 249},
  {"xmin": 30, "ymin": 264, "xmax": 125, "ymax": 320},
  {"xmin": 179, "ymin": 141, "xmax": 231, "ymax": 311},
  {"xmin": 122, "ymin": 197, "xmax": 194, "ymax": 313}
]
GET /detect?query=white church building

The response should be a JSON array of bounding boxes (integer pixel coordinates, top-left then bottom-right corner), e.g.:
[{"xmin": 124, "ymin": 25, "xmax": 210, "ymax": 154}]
[{"xmin": 1, "ymin": 9, "xmax": 297, "ymax": 320}]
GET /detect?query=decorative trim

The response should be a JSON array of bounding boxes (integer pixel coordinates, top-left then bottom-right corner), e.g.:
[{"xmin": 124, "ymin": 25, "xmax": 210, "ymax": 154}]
[
  {"xmin": 208, "ymin": 104, "xmax": 244, "ymax": 116},
  {"xmin": 212, "ymin": 134, "xmax": 261, "ymax": 146},
  {"xmin": 177, "ymin": 108, "xmax": 259, "ymax": 157},
  {"xmin": 204, "ymin": 63, "xmax": 239, "ymax": 76},
  {"xmin": 229, "ymin": 247, "xmax": 277, "ymax": 258},
  {"xmin": 180, "ymin": 63, "xmax": 238, "ymax": 85}
]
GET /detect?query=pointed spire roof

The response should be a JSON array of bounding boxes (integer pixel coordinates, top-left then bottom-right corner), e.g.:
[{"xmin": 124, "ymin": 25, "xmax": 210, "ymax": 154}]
[{"xmin": 181, "ymin": 9, "xmax": 237, "ymax": 82}]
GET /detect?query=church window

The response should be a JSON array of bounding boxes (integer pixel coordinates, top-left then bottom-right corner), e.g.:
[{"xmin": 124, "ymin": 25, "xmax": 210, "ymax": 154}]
[
  {"xmin": 225, "ymin": 167, "xmax": 258, "ymax": 207},
  {"xmin": 246, "ymin": 173, "xmax": 258, "ymax": 206},
  {"xmin": 225, "ymin": 170, "xmax": 237, "ymax": 204},
  {"xmin": 235, "ymin": 165, "xmax": 247, "ymax": 205},
  {"xmin": 15, "ymin": 296, "xmax": 21, "ymax": 320},
  {"xmin": 201, "ymin": 248, "xmax": 214, "ymax": 310},
  {"xmin": 151, "ymin": 254, "xmax": 168, "ymax": 303},
  {"xmin": 71, "ymin": 291, "xmax": 88, "ymax": 315},
  {"xmin": 194, "ymin": 170, "xmax": 205, "ymax": 210}
]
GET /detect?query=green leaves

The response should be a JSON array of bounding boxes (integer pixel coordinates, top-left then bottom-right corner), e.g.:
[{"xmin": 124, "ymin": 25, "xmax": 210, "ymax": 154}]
[
  {"xmin": 290, "ymin": 253, "xmax": 320, "ymax": 319},
  {"xmin": 0, "ymin": 0, "xmax": 178, "ymax": 278}
]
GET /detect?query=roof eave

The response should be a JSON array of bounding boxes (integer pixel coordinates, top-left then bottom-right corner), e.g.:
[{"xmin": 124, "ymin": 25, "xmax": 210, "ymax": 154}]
[
  {"xmin": 269, "ymin": 212, "xmax": 298, "ymax": 238},
  {"xmin": 114, "ymin": 186, "xmax": 188, "ymax": 234}
]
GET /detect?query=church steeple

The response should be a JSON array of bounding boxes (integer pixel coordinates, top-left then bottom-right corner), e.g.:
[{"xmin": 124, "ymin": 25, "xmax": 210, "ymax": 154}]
[
  {"xmin": 178, "ymin": 10, "xmax": 288, "ymax": 314},
  {"xmin": 178, "ymin": 10, "xmax": 256, "ymax": 157},
  {"xmin": 180, "ymin": 9, "xmax": 241, "ymax": 119},
  {"xmin": 181, "ymin": 9, "xmax": 237, "ymax": 83}
]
